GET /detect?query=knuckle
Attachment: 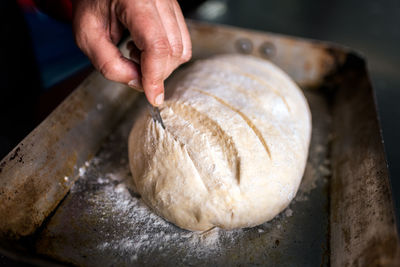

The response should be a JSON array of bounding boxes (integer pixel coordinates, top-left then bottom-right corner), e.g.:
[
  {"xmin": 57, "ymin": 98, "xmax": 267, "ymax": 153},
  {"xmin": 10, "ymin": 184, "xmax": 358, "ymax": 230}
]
[
  {"xmin": 98, "ymin": 60, "xmax": 118, "ymax": 80},
  {"xmin": 142, "ymin": 76, "xmax": 163, "ymax": 89},
  {"xmin": 147, "ymin": 37, "xmax": 171, "ymax": 56},
  {"xmin": 170, "ymin": 42, "xmax": 184, "ymax": 58}
]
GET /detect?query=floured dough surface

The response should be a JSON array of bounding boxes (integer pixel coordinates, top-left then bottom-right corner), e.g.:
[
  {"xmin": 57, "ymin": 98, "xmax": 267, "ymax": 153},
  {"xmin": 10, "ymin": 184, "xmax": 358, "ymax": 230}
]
[{"xmin": 128, "ymin": 54, "xmax": 311, "ymax": 231}]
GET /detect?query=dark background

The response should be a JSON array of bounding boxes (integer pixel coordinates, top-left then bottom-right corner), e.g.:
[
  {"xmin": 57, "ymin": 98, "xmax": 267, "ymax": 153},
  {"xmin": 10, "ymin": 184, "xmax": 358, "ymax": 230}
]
[{"xmin": 1, "ymin": 0, "xmax": 400, "ymax": 265}]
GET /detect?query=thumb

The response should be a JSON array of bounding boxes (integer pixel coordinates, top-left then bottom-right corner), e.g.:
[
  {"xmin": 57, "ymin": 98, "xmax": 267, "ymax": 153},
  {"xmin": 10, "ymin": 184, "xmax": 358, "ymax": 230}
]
[{"xmin": 75, "ymin": 21, "xmax": 142, "ymax": 89}]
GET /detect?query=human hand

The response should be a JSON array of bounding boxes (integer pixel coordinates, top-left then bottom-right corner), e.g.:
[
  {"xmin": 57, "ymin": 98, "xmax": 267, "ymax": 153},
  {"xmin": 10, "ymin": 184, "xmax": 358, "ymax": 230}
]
[{"xmin": 72, "ymin": 0, "xmax": 192, "ymax": 106}]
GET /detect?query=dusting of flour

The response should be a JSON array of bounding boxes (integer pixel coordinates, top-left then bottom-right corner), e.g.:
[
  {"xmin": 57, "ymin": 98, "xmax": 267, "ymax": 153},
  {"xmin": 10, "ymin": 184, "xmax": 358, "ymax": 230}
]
[
  {"xmin": 53, "ymin": 147, "xmax": 307, "ymax": 266},
  {"xmin": 37, "ymin": 93, "xmax": 331, "ymax": 267},
  {"xmin": 71, "ymin": 155, "xmax": 245, "ymax": 262}
]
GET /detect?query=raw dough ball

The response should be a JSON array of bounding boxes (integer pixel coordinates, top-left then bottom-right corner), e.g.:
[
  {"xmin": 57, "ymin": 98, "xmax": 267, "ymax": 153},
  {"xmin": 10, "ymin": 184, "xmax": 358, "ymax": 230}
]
[{"xmin": 128, "ymin": 54, "xmax": 311, "ymax": 231}]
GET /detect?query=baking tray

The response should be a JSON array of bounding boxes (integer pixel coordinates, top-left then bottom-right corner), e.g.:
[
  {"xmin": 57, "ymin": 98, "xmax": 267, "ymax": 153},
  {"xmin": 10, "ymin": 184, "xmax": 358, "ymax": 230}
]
[{"xmin": 0, "ymin": 20, "xmax": 399, "ymax": 266}]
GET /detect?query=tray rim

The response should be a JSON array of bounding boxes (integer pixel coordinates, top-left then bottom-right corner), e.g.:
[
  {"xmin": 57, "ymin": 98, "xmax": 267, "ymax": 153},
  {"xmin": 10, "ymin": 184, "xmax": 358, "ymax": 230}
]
[{"xmin": 0, "ymin": 19, "xmax": 397, "ymax": 266}]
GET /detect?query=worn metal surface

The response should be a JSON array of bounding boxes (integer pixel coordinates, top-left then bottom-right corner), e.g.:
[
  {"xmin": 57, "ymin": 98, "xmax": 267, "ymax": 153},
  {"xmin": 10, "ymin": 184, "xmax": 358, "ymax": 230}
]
[
  {"xmin": 186, "ymin": 20, "xmax": 348, "ymax": 88},
  {"xmin": 329, "ymin": 55, "xmax": 400, "ymax": 266},
  {"xmin": 34, "ymin": 90, "xmax": 331, "ymax": 266},
  {"xmin": 0, "ymin": 20, "xmax": 398, "ymax": 266},
  {"xmin": 0, "ymin": 68, "xmax": 138, "ymax": 239}
]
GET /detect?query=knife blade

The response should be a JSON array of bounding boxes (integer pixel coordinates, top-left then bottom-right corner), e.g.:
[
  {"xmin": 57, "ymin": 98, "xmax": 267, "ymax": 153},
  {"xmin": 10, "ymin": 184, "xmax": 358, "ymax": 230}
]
[{"xmin": 147, "ymin": 101, "xmax": 165, "ymax": 129}]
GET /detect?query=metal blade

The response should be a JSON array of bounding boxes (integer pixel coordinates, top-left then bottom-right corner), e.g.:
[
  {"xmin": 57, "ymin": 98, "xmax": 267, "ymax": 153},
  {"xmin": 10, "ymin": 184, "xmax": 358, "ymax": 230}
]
[{"xmin": 147, "ymin": 101, "xmax": 165, "ymax": 129}]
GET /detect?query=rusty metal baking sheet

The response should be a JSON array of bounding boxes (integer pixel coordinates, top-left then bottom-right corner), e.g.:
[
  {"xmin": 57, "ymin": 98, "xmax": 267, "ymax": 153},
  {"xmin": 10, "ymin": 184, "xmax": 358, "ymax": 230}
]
[
  {"xmin": 0, "ymin": 20, "xmax": 399, "ymax": 266},
  {"xmin": 35, "ymin": 89, "xmax": 331, "ymax": 266}
]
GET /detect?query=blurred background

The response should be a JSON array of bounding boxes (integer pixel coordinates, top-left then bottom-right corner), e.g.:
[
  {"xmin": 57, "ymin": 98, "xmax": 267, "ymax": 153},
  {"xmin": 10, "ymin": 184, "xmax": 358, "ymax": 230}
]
[{"xmin": 1, "ymin": 0, "xmax": 400, "ymax": 264}]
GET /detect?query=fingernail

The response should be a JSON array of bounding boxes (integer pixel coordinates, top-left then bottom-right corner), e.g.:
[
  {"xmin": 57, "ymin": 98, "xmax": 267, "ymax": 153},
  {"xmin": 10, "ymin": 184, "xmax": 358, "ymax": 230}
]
[
  {"xmin": 128, "ymin": 79, "xmax": 143, "ymax": 92},
  {"xmin": 155, "ymin": 93, "xmax": 164, "ymax": 106}
]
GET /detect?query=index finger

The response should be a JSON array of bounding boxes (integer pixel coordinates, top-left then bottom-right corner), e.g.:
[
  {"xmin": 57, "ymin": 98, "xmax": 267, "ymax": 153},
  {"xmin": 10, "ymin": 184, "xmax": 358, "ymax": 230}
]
[{"xmin": 117, "ymin": 1, "xmax": 171, "ymax": 106}]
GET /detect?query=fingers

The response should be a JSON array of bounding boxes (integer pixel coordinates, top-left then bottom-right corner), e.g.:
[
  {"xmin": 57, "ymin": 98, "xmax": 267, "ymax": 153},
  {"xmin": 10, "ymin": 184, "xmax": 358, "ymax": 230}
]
[
  {"xmin": 73, "ymin": 3, "xmax": 142, "ymax": 91},
  {"xmin": 171, "ymin": 0, "xmax": 192, "ymax": 63},
  {"xmin": 127, "ymin": 41, "xmax": 141, "ymax": 64},
  {"xmin": 72, "ymin": 0, "xmax": 192, "ymax": 101},
  {"xmin": 118, "ymin": 0, "xmax": 191, "ymax": 106},
  {"xmin": 155, "ymin": 0, "xmax": 183, "ymax": 75},
  {"xmin": 118, "ymin": 0, "xmax": 170, "ymax": 106},
  {"xmin": 91, "ymin": 37, "xmax": 141, "ymax": 87}
]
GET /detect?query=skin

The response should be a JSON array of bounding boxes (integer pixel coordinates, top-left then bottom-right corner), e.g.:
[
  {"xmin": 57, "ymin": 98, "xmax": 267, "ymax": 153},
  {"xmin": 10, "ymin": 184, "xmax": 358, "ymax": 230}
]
[{"xmin": 72, "ymin": 0, "xmax": 192, "ymax": 106}]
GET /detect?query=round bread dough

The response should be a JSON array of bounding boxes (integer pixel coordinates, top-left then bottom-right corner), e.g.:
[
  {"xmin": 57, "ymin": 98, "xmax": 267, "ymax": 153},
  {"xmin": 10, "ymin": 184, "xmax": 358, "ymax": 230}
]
[{"xmin": 128, "ymin": 54, "xmax": 311, "ymax": 231}]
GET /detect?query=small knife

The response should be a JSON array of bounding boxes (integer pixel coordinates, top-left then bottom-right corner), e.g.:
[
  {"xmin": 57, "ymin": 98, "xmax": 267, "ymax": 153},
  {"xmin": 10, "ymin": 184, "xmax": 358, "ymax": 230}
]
[{"xmin": 147, "ymin": 101, "xmax": 165, "ymax": 129}]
